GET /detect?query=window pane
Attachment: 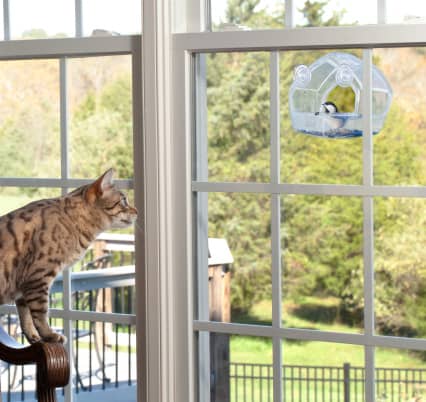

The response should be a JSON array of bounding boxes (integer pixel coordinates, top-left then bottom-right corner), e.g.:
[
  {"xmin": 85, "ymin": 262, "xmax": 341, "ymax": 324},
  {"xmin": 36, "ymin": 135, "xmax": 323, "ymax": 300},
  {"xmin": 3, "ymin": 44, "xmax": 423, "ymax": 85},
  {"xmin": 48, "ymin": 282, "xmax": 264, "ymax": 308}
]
[
  {"xmin": 386, "ymin": 0, "xmax": 426, "ymax": 24},
  {"xmin": 73, "ymin": 320, "xmax": 136, "ymax": 398},
  {"xmin": 204, "ymin": 333, "xmax": 273, "ymax": 402},
  {"xmin": 205, "ymin": 52, "xmax": 270, "ymax": 183},
  {"xmin": 68, "ymin": 56, "xmax": 133, "ymax": 179},
  {"xmin": 211, "ymin": 0, "xmax": 285, "ymax": 30},
  {"xmin": 375, "ymin": 198, "xmax": 426, "ymax": 339},
  {"xmin": 82, "ymin": 0, "xmax": 141, "ymax": 36},
  {"xmin": 0, "ymin": 6, "xmax": 3, "ymax": 40},
  {"xmin": 0, "ymin": 316, "xmax": 65, "ymax": 397},
  {"xmin": 211, "ymin": 0, "xmax": 380, "ymax": 30},
  {"xmin": 0, "ymin": 187, "xmax": 61, "ymax": 215},
  {"xmin": 70, "ymin": 233, "xmax": 135, "ymax": 313},
  {"xmin": 376, "ymin": 347, "xmax": 426, "ymax": 401},
  {"xmin": 283, "ymin": 340, "xmax": 365, "ymax": 401},
  {"xmin": 207, "ymin": 192, "xmax": 272, "ymax": 325},
  {"xmin": 374, "ymin": 47, "xmax": 426, "ymax": 186},
  {"xmin": 281, "ymin": 49, "xmax": 364, "ymax": 184},
  {"xmin": 282, "ymin": 195, "xmax": 364, "ymax": 333},
  {"xmin": 0, "ymin": 59, "xmax": 61, "ymax": 178},
  {"xmin": 9, "ymin": 0, "xmax": 74, "ymax": 39},
  {"xmin": 294, "ymin": 0, "xmax": 377, "ymax": 27}
]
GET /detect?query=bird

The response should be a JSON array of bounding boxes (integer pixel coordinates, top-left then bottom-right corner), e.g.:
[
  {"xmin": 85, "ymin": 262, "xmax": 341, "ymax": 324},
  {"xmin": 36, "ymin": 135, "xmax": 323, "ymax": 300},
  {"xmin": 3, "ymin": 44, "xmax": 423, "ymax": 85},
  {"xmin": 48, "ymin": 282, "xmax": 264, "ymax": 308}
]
[
  {"xmin": 314, "ymin": 101, "xmax": 345, "ymax": 132},
  {"xmin": 315, "ymin": 101, "xmax": 339, "ymax": 115}
]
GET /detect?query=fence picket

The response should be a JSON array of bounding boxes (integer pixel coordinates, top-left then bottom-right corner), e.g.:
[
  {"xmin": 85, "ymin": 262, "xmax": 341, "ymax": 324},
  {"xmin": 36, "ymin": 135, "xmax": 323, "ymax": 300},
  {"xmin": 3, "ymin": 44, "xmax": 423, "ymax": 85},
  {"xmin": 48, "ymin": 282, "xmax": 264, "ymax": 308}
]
[{"xmin": 228, "ymin": 362, "xmax": 426, "ymax": 402}]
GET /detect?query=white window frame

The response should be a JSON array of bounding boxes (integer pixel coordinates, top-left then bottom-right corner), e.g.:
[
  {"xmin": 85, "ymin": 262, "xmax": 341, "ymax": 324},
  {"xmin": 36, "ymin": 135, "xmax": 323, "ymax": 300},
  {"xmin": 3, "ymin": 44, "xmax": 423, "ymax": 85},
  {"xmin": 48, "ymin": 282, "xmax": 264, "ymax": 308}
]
[{"xmin": 170, "ymin": 22, "xmax": 426, "ymax": 402}]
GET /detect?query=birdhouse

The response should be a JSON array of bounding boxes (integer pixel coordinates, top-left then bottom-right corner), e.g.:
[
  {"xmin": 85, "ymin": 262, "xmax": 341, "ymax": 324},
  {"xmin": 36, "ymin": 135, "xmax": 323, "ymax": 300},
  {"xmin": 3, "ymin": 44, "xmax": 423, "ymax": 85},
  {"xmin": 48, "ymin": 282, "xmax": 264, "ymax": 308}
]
[{"xmin": 289, "ymin": 52, "xmax": 392, "ymax": 138}]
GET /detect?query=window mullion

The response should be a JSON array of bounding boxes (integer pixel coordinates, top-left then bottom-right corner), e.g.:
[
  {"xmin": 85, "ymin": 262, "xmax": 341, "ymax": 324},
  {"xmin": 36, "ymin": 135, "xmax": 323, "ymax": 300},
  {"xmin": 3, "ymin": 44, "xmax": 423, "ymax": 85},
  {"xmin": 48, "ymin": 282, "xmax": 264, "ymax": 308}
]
[
  {"xmin": 59, "ymin": 56, "xmax": 74, "ymax": 402},
  {"xmin": 204, "ymin": 0, "xmax": 212, "ymax": 32},
  {"xmin": 60, "ymin": 57, "xmax": 70, "ymax": 188},
  {"xmin": 195, "ymin": 53, "xmax": 211, "ymax": 402},
  {"xmin": 75, "ymin": 0, "xmax": 83, "ymax": 37},
  {"xmin": 377, "ymin": 0, "xmax": 387, "ymax": 24},
  {"xmin": 284, "ymin": 0, "xmax": 295, "ymax": 28},
  {"xmin": 270, "ymin": 51, "xmax": 282, "ymax": 402},
  {"xmin": 362, "ymin": 48, "xmax": 376, "ymax": 402},
  {"xmin": 2, "ymin": 0, "xmax": 9, "ymax": 40},
  {"xmin": 270, "ymin": 51, "xmax": 280, "ymax": 187}
]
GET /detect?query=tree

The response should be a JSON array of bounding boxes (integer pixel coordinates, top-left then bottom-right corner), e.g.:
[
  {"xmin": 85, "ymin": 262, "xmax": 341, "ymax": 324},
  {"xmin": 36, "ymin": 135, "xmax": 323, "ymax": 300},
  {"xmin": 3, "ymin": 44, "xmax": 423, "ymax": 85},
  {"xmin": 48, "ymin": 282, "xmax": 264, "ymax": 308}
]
[
  {"xmin": 299, "ymin": 0, "xmax": 344, "ymax": 27},
  {"xmin": 226, "ymin": 0, "xmax": 261, "ymax": 25},
  {"xmin": 70, "ymin": 73, "xmax": 133, "ymax": 179},
  {"xmin": 207, "ymin": 0, "xmax": 426, "ymax": 337}
]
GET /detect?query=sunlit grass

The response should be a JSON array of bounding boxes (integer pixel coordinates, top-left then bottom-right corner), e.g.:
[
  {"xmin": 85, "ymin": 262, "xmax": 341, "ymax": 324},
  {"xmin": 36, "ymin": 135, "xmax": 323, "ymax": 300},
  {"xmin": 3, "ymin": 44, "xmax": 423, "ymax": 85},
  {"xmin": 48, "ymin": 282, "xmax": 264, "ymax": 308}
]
[{"xmin": 231, "ymin": 298, "xmax": 426, "ymax": 369}]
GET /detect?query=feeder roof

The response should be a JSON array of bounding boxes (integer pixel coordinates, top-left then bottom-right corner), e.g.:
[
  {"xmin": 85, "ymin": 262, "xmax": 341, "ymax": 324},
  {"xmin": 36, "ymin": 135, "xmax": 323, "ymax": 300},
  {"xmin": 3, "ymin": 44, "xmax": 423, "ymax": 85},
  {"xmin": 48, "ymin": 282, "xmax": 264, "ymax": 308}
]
[{"xmin": 293, "ymin": 52, "xmax": 391, "ymax": 93}]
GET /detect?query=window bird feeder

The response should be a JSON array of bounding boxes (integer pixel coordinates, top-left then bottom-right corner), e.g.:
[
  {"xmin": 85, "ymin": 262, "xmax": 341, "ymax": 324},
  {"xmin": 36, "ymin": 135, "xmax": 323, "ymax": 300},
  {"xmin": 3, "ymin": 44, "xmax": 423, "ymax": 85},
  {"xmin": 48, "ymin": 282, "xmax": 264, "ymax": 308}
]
[{"xmin": 289, "ymin": 52, "xmax": 392, "ymax": 138}]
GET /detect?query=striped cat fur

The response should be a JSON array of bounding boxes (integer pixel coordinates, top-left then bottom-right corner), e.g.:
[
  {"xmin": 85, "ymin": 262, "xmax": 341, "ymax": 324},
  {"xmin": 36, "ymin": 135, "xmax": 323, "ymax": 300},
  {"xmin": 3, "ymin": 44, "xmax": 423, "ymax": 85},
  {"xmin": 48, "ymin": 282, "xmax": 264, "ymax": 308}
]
[{"xmin": 0, "ymin": 169, "xmax": 137, "ymax": 343}]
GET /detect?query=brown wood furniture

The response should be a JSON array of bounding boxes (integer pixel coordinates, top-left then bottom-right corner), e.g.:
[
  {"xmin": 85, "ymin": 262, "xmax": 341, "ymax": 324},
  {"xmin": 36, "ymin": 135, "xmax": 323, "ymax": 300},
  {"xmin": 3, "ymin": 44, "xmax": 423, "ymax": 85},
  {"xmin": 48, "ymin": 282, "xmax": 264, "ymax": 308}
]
[{"xmin": 0, "ymin": 325, "xmax": 69, "ymax": 402}]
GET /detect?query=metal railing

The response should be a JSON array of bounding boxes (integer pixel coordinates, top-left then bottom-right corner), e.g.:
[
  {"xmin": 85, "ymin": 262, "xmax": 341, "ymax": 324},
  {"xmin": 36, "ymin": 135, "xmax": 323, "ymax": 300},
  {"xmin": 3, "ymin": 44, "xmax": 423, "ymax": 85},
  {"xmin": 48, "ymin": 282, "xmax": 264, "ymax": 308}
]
[
  {"xmin": 229, "ymin": 362, "xmax": 426, "ymax": 402},
  {"xmin": 0, "ymin": 234, "xmax": 137, "ymax": 401}
]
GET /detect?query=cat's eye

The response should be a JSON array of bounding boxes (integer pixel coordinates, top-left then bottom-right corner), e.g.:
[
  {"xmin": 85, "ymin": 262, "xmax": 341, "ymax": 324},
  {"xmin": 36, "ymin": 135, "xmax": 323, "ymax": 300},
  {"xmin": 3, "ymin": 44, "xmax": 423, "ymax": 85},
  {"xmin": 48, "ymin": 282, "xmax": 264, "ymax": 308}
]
[{"xmin": 120, "ymin": 197, "xmax": 129, "ymax": 207}]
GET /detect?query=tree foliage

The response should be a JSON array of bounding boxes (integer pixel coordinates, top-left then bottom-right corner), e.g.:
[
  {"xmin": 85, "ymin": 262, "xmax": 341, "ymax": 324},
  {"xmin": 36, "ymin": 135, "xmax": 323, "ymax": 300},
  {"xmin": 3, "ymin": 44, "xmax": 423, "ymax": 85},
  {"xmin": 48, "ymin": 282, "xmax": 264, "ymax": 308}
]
[
  {"xmin": 207, "ymin": 0, "xmax": 426, "ymax": 338},
  {"xmin": 298, "ymin": 0, "xmax": 344, "ymax": 27},
  {"xmin": 71, "ymin": 75, "xmax": 133, "ymax": 179},
  {"xmin": 0, "ymin": 1, "xmax": 424, "ymax": 340}
]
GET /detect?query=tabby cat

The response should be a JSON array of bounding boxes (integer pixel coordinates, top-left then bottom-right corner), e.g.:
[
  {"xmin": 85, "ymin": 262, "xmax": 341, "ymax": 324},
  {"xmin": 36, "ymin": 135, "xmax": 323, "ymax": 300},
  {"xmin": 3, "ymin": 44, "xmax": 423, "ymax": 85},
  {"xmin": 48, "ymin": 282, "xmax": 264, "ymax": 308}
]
[{"xmin": 0, "ymin": 169, "xmax": 137, "ymax": 343}]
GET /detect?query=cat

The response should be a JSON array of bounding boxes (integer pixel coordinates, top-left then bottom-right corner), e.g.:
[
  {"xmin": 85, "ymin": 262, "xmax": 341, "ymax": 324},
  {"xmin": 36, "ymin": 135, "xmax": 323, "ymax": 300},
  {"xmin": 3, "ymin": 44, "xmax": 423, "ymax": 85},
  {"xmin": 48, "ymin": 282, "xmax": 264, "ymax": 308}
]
[{"xmin": 0, "ymin": 168, "xmax": 137, "ymax": 343}]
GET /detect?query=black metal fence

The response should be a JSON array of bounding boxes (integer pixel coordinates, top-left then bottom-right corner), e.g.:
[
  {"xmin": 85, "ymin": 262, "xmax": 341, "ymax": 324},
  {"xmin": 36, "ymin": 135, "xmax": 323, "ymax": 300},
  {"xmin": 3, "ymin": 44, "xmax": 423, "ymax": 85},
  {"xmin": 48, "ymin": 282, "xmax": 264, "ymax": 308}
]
[{"xmin": 230, "ymin": 362, "xmax": 426, "ymax": 402}]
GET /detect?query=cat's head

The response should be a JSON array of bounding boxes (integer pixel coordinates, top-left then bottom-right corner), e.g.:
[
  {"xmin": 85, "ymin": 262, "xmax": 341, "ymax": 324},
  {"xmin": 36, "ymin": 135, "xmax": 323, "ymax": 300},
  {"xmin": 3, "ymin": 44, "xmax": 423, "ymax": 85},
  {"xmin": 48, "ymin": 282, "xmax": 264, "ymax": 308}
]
[{"xmin": 85, "ymin": 169, "xmax": 138, "ymax": 229}]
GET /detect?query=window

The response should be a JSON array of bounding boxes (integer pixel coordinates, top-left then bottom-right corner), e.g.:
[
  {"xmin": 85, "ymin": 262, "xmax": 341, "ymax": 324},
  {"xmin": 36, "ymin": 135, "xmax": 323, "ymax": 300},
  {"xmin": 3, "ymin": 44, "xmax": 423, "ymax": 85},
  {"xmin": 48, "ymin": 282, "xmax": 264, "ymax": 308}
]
[
  {"xmin": 0, "ymin": 3, "xmax": 143, "ymax": 402},
  {"xmin": 209, "ymin": 0, "xmax": 380, "ymax": 30},
  {"xmin": 171, "ymin": 2, "xmax": 426, "ymax": 401},
  {"xmin": 3, "ymin": 0, "xmax": 141, "ymax": 39}
]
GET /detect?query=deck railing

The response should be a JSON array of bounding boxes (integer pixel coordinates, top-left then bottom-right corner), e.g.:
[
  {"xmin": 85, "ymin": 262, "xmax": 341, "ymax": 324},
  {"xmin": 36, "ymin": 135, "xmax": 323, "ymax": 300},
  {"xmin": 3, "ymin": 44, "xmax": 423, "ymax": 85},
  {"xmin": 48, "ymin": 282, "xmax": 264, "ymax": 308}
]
[
  {"xmin": 2, "ymin": 235, "xmax": 426, "ymax": 402},
  {"xmin": 0, "ymin": 234, "xmax": 137, "ymax": 401}
]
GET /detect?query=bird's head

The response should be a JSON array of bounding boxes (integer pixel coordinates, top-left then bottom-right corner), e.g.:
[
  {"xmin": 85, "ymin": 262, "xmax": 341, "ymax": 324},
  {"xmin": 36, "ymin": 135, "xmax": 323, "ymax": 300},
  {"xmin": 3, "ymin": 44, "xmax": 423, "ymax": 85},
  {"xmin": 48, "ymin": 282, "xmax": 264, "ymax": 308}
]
[{"xmin": 315, "ymin": 101, "xmax": 339, "ymax": 115}]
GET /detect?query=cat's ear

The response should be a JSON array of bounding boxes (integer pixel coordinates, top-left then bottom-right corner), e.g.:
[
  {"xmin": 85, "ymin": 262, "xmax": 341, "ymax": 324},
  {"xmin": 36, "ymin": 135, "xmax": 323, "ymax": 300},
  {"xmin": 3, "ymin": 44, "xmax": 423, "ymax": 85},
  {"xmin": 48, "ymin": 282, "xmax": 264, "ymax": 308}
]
[
  {"xmin": 99, "ymin": 168, "xmax": 115, "ymax": 191},
  {"xmin": 85, "ymin": 169, "xmax": 115, "ymax": 203}
]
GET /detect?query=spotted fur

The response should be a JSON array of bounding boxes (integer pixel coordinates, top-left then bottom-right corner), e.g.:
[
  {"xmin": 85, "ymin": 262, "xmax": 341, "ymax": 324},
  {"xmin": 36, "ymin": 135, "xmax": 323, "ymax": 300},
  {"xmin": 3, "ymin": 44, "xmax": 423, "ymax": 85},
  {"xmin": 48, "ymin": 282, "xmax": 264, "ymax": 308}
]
[{"xmin": 0, "ymin": 169, "xmax": 137, "ymax": 343}]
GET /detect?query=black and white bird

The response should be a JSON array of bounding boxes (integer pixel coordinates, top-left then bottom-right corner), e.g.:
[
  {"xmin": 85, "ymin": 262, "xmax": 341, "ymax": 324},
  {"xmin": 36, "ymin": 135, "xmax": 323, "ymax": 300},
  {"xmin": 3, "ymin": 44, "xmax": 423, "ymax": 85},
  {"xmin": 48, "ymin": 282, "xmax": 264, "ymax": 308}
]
[
  {"xmin": 314, "ymin": 101, "xmax": 344, "ymax": 131},
  {"xmin": 315, "ymin": 101, "xmax": 339, "ymax": 115}
]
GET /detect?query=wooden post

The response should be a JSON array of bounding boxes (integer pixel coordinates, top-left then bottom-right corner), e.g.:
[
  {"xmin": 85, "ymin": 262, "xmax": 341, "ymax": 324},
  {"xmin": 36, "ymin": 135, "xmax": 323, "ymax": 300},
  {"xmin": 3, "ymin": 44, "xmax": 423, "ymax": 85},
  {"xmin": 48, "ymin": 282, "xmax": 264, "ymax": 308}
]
[
  {"xmin": 208, "ymin": 239, "xmax": 233, "ymax": 402},
  {"xmin": 93, "ymin": 240, "xmax": 113, "ymax": 347},
  {"xmin": 209, "ymin": 263, "xmax": 231, "ymax": 402}
]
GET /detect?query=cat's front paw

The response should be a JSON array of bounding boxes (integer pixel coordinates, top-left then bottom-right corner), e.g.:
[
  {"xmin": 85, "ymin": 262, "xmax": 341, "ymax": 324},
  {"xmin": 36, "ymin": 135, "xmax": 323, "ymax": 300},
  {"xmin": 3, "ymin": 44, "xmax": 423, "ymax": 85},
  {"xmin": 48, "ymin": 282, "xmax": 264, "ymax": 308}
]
[
  {"xmin": 42, "ymin": 332, "xmax": 67, "ymax": 344},
  {"xmin": 27, "ymin": 333, "xmax": 42, "ymax": 344}
]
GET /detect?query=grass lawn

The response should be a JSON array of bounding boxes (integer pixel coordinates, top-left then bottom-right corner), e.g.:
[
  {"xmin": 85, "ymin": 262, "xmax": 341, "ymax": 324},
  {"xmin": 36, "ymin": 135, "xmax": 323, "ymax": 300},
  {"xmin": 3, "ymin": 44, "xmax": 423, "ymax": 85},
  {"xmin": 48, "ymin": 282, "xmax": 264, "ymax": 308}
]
[
  {"xmin": 231, "ymin": 298, "xmax": 426, "ymax": 368},
  {"xmin": 227, "ymin": 299, "xmax": 426, "ymax": 401},
  {"xmin": 231, "ymin": 335, "xmax": 426, "ymax": 368},
  {"xmin": 0, "ymin": 194, "xmax": 32, "ymax": 215},
  {"xmin": 0, "ymin": 189, "xmax": 63, "ymax": 214}
]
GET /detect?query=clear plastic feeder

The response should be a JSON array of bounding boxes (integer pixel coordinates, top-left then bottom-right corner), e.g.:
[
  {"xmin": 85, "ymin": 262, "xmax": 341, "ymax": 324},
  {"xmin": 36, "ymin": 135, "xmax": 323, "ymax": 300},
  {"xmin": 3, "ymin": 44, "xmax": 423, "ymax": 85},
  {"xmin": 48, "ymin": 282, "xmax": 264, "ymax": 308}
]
[{"xmin": 289, "ymin": 52, "xmax": 393, "ymax": 138}]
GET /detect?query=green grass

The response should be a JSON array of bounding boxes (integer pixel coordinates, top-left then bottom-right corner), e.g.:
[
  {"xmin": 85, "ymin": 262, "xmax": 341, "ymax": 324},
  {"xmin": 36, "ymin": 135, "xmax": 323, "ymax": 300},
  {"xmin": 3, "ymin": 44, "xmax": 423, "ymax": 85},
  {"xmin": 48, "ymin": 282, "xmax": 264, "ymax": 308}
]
[
  {"xmin": 228, "ymin": 299, "xmax": 426, "ymax": 402},
  {"xmin": 231, "ymin": 335, "xmax": 426, "ymax": 368},
  {"xmin": 0, "ymin": 191, "xmax": 61, "ymax": 216},
  {"xmin": 0, "ymin": 194, "xmax": 34, "ymax": 216},
  {"xmin": 231, "ymin": 298, "xmax": 426, "ymax": 368}
]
